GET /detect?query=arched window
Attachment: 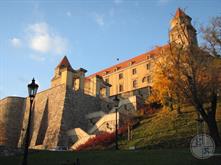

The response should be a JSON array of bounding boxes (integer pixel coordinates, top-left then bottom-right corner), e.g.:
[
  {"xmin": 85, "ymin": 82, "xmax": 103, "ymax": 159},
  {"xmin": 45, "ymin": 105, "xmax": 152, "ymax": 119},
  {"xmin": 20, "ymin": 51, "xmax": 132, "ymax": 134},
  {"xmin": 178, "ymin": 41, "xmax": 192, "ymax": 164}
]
[{"xmin": 142, "ymin": 77, "xmax": 147, "ymax": 83}]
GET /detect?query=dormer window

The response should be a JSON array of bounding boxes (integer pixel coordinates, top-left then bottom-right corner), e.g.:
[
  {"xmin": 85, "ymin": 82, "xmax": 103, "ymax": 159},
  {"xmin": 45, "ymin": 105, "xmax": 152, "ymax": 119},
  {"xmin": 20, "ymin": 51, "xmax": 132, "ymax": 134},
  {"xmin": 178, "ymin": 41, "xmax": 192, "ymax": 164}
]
[
  {"xmin": 104, "ymin": 71, "xmax": 109, "ymax": 75},
  {"xmin": 114, "ymin": 66, "xmax": 121, "ymax": 72},
  {"xmin": 129, "ymin": 61, "xmax": 135, "ymax": 66},
  {"xmin": 150, "ymin": 54, "xmax": 154, "ymax": 59}
]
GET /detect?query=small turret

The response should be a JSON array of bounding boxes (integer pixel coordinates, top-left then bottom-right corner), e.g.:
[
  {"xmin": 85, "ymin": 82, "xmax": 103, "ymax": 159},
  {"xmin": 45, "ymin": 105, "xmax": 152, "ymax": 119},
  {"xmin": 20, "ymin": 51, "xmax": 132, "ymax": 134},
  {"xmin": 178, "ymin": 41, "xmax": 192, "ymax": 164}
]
[{"xmin": 51, "ymin": 56, "xmax": 76, "ymax": 88}]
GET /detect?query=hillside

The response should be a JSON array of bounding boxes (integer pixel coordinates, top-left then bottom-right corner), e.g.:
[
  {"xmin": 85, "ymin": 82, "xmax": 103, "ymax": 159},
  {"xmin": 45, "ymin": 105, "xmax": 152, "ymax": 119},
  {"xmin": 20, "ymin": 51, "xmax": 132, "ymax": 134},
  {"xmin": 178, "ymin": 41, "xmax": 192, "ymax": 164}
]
[{"xmin": 119, "ymin": 102, "xmax": 221, "ymax": 149}]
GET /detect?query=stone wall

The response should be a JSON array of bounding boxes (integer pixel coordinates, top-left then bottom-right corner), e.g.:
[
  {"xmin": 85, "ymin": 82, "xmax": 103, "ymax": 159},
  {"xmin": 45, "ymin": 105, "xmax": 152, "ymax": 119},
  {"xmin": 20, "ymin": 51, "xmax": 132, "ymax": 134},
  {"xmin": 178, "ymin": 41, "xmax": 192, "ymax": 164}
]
[
  {"xmin": 57, "ymin": 89, "xmax": 112, "ymax": 147},
  {"xmin": 18, "ymin": 84, "xmax": 67, "ymax": 149},
  {"xmin": 0, "ymin": 97, "xmax": 26, "ymax": 147},
  {"xmin": 17, "ymin": 85, "xmax": 112, "ymax": 149}
]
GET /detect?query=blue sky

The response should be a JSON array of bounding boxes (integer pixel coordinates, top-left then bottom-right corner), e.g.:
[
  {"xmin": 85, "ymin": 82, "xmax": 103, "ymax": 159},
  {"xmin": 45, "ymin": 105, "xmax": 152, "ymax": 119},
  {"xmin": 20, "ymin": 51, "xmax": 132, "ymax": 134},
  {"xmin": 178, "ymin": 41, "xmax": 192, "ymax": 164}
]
[{"xmin": 0, "ymin": 0, "xmax": 220, "ymax": 99}]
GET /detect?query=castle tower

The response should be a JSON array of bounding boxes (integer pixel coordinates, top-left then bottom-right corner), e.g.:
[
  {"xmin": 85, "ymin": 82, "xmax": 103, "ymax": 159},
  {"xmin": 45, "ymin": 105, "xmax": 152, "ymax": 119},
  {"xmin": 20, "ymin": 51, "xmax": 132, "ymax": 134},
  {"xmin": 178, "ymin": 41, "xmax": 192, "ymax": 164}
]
[
  {"xmin": 51, "ymin": 56, "xmax": 76, "ymax": 88},
  {"xmin": 169, "ymin": 8, "xmax": 198, "ymax": 46}
]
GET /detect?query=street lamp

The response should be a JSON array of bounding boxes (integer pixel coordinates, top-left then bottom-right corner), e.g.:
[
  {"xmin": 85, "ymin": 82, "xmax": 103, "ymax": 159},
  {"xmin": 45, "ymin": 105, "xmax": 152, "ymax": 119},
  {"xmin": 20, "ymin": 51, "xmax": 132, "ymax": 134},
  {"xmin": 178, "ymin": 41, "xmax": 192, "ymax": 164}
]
[
  {"xmin": 113, "ymin": 95, "xmax": 120, "ymax": 150},
  {"xmin": 22, "ymin": 78, "xmax": 38, "ymax": 165}
]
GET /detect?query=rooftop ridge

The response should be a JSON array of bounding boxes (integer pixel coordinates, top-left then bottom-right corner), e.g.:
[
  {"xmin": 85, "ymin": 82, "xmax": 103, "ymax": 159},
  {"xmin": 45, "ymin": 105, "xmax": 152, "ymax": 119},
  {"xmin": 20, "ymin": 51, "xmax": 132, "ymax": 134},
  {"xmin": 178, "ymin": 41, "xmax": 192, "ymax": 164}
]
[{"xmin": 87, "ymin": 44, "xmax": 168, "ymax": 78}]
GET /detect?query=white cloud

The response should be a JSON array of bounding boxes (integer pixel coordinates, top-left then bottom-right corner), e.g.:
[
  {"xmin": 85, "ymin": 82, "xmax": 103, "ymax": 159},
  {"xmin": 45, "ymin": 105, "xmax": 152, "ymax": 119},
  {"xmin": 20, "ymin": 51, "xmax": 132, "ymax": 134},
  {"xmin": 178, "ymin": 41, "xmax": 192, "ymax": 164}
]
[
  {"xmin": 26, "ymin": 22, "xmax": 68, "ymax": 55},
  {"xmin": 28, "ymin": 22, "xmax": 48, "ymax": 34},
  {"xmin": 66, "ymin": 11, "xmax": 72, "ymax": 17},
  {"xmin": 95, "ymin": 14, "xmax": 105, "ymax": 26},
  {"xmin": 30, "ymin": 34, "xmax": 50, "ymax": 53},
  {"xmin": 10, "ymin": 37, "xmax": 22, "ymax": 48}
]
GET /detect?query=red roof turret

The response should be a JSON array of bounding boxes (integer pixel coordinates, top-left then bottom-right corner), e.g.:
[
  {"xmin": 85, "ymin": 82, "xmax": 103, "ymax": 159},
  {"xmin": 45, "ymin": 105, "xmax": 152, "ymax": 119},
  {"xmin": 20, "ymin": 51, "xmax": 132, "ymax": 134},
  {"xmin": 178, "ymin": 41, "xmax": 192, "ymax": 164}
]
[{"xmin": 56, "ymin": 56, "xmax": 74, "ymax": 71}]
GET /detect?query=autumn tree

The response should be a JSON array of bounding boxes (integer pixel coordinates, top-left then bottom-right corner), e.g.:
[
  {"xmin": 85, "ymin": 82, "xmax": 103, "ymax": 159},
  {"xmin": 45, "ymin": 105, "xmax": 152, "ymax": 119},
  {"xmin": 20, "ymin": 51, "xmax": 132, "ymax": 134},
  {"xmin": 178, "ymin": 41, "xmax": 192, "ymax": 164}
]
[
  {"xmin": 149, "ymin": 16, "xmax": 221, "ymax": 145},
  {"xmin": 148, "ymin": 46, "xmax": 183, "ymax": 114}
]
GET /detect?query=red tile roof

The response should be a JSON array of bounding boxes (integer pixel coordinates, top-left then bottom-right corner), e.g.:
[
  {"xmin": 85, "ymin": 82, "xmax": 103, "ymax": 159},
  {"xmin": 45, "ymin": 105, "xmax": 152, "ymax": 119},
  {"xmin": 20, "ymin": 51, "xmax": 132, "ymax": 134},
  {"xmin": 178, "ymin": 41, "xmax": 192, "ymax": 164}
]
[
  {"xmin": 175, "ymin": 8, "xmax": 186, "ymax": 18},
  {"xmin": 87, "ymin": 44, "xmax": 169, "ymax": 78},
  {"xmin": 56, "ymin": 56, "xmax": 74, "ymax": 71}
]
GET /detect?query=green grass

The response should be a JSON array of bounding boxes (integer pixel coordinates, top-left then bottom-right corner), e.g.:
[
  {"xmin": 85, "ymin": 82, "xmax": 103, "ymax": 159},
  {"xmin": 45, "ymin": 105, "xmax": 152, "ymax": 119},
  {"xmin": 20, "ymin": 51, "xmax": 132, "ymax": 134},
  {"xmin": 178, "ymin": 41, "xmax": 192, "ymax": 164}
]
[
  {"xmin": 0, "ymin": 148, "xmax": 221, "ymax": 165},
  {"xmin": 119, "ymin": 102, "xmax": 221, "ymax": 149}
]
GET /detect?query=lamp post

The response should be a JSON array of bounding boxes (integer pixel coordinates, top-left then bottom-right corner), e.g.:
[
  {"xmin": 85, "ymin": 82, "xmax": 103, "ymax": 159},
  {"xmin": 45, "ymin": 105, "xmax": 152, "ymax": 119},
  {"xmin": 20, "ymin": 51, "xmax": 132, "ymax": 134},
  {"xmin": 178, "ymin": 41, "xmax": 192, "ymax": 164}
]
[
  {"xmin": 113, "ymin": 95, "xmax": 120, "ymax": 150},
  {"xmin": 22, "ymin": 78, "xmax": 38, "ymax": 165}
]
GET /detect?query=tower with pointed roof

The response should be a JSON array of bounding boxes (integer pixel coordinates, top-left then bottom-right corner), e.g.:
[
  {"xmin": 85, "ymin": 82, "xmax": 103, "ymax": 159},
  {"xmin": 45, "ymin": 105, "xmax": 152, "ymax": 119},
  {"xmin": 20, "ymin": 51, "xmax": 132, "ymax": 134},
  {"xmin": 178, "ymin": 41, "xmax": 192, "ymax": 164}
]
[
  {"xmin": 51, "ymin": 56, "xmax": 87, "ymax": 91},
  {"xmin": 169, "ymin": 8, "xmax": 198, "ymax": 46}
]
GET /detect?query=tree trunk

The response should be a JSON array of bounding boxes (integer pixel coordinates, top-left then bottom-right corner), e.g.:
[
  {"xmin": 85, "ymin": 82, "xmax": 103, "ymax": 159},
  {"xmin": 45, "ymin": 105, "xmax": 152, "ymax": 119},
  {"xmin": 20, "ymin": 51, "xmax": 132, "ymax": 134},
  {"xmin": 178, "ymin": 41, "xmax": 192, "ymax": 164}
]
[{"xmin": 206, "ymin": 117, "xmax": 221, "ymax": 146}]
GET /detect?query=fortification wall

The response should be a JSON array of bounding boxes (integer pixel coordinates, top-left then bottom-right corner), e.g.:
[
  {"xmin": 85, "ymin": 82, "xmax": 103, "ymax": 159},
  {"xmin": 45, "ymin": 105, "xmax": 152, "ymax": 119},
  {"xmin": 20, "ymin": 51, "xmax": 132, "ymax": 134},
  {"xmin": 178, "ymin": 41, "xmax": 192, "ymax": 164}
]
[
  {"xmin": 1, "ymin": 84, "xmax": 112, "ymax": 149},
  {"xmin": 18, "ymin": 84, "xmax": 67, "ymax": 149},
  {"xmin": 57, "ymin": 90, "xmax": 112, "ymax": 147},
  {"xmin": 0, "ymin": 97, "xmax": 26, "ymax": 147}
]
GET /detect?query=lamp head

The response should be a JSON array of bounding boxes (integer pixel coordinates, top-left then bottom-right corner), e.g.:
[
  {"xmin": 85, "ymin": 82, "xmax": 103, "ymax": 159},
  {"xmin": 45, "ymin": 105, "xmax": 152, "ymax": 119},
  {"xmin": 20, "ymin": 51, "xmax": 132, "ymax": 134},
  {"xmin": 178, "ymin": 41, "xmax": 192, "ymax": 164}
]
[{"xmin": 28, "ymin": 78, "xmax": 39, "ymax": 98}]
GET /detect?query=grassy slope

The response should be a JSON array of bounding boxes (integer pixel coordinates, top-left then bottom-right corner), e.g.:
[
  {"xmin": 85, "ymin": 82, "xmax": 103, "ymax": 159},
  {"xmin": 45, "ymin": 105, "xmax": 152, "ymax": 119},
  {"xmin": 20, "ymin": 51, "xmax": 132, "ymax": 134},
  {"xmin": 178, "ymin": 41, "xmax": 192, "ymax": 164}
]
[{"xmin": 120, "ymin": 102, "xmax": 221, "ymax": 149}]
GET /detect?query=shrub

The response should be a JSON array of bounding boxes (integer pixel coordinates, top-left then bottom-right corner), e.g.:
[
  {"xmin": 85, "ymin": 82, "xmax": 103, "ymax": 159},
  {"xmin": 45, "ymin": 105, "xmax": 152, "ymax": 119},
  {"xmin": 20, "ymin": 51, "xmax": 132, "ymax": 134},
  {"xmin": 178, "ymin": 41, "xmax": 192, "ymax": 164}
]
[{"xmin": 76, "ymin": 125, "xmax": 128, "ymax": 151}]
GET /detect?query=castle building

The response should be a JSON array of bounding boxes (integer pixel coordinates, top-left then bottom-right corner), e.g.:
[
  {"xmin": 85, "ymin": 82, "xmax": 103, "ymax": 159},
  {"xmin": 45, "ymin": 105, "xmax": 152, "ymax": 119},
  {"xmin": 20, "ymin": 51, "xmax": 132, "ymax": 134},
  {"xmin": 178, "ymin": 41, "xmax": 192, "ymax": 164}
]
[
  {"xmin": 0, "ymin": 8, "xmax": 201, "ymax": 149},
  {"xmin": 50, "ymin": 56, "xmax": 112, "ymax": 97},
  {"xmin": 87, "ymin": 8, "xmax": 198, "ymax": 99}
]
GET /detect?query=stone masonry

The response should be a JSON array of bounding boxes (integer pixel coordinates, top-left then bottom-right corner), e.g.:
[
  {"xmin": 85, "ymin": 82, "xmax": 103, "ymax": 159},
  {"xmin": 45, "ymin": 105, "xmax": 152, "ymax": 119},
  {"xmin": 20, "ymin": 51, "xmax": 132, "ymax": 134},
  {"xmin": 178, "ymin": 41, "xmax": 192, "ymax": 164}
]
[{"xmin": 14, "ymin": 84, "xmax": 112, "ymax": 149}]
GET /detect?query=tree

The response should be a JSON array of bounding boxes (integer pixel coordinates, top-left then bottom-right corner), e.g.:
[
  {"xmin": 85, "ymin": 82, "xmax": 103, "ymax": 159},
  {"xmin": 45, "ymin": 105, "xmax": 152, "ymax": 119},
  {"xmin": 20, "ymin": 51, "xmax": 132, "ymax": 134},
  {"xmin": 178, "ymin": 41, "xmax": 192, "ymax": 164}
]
[
  {"xmin": 148, "ymin": 45, "xmax": 183, "ymax": 114},
  {"xmin": 201, "ymin": 16, "xmax": 221, "ymax": 57},
  {"xmin": 149, "ymin": 17, "xmax": 221, "ymax": 145}
]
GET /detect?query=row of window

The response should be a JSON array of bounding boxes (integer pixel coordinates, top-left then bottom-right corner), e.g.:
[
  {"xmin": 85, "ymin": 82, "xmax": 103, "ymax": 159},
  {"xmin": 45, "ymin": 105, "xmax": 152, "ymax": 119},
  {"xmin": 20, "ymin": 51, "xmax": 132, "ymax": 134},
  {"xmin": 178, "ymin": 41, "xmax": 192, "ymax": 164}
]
[
  {"xmin": 104, "ymin": 63, "xmax": 152, "ymax": 87},
  {"xmin": 117, "ymin": 63, "xmax": 151, "ymax": 80},
  {"xmin": 118, "ymin": 75, "xmax": 152, "ymax": 92},
  {"xmin": 103, "ymin": 57, "xmax": 154, "ymax": 75}
]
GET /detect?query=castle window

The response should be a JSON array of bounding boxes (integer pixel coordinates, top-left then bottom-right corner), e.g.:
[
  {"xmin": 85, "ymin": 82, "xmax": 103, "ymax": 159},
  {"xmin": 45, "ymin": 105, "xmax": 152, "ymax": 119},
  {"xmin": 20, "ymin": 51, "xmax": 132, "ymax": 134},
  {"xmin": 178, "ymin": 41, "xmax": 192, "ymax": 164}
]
[
  {"xmin": 146, "ymin": 63, "xmax": 151, "ymax": 70},
  {"xmin": 147, "ymin": 75, "xmax": 152, "ymax": 83},
  {"xmin": 119, "ymin": 73, "xmax": 123, "ymax": 79},
  {"xmin": 142, "ymin": 77, "xmax": 147, "ymax": 83},
  {"xmin": 132, "ymin": 68, "xmax": 137, "ymax": 75},
  {"xmin": 119, "ymin": 84, "xmax": 124, "ymax": 92},
  {"xmin": 132, "ymin": 80, "xmax": 137, "ymax": 88}
]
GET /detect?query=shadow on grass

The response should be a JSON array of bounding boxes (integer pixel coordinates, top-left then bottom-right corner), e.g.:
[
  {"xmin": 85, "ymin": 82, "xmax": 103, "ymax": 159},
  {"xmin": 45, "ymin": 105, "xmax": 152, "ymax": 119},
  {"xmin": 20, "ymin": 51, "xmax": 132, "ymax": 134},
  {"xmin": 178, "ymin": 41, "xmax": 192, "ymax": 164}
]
[{"xmin": 0, "ymin": 148, "xmax": 221, "ymax": 165}]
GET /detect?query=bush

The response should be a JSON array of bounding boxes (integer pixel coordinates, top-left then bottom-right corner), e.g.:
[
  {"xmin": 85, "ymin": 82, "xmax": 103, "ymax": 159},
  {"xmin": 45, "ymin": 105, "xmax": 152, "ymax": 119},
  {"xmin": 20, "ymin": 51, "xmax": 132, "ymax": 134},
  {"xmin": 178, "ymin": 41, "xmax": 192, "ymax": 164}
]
[{"xmin": 76, "ymin": 126, "xmax": 128, "ymax": 151}]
